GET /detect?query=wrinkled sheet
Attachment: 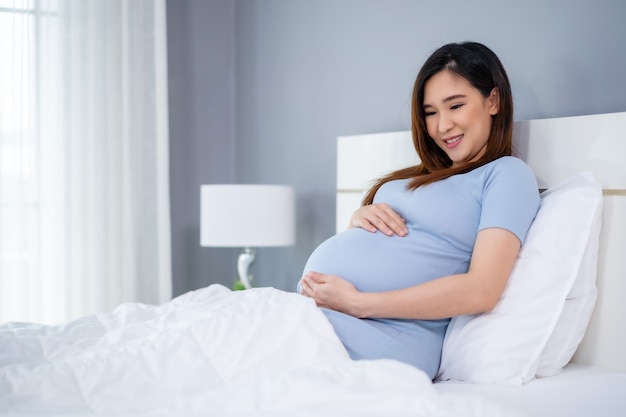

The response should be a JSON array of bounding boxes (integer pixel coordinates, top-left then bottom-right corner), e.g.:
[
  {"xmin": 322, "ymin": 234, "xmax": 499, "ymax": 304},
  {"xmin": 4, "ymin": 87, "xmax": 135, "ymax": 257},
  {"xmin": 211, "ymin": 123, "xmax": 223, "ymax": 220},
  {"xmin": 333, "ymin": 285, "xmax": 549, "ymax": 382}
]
[{"xmin": 0, "ymin": 285, "xmax": 525, "ymax": 417}]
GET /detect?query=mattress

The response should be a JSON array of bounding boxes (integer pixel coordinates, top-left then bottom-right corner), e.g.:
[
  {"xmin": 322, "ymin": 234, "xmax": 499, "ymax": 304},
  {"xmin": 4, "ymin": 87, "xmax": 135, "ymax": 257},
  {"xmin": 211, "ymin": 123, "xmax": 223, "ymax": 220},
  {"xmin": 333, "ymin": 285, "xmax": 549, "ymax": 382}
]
[{"xmin": 434, "ymin": 363, "xmax": 626, "ymax": 417}]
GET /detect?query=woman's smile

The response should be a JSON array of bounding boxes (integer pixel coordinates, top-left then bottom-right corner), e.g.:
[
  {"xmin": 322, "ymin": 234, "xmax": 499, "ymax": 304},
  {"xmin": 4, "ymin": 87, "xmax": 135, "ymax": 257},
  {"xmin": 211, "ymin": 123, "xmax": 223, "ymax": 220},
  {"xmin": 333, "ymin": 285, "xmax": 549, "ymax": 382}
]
[{"xmin": 443, "ymin": 134, "xmax": 463, "ymax": 148}]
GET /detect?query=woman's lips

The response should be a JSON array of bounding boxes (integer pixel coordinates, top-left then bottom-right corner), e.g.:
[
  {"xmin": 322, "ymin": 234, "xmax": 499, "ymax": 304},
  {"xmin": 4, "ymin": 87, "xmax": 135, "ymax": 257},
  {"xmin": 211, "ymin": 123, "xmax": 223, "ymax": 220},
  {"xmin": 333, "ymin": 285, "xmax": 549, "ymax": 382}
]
[{"xmin": 443, "ymin": 134, "xmax": 463, "ymax": 148}]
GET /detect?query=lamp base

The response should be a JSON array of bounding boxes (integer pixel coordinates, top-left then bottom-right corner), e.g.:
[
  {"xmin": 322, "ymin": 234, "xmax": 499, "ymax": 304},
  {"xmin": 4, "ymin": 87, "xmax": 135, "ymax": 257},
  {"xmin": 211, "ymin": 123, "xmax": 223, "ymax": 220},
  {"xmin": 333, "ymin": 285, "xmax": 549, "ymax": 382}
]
[{"xmin": 236, "ymin": 247, "xmax": 255, "ymax": 290}]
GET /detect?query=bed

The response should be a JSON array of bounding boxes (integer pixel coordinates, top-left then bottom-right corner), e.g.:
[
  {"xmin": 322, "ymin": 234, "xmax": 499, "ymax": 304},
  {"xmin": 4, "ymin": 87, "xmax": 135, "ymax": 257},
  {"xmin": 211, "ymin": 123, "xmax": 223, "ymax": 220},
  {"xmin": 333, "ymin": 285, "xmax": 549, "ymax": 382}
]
[
  {"xmin": 337, "ymin": 111, "xmax": 626, "ymax": 416},
  {"xmin": 1, "ymin": 112, "xmax": 625, "ymax": 416}
]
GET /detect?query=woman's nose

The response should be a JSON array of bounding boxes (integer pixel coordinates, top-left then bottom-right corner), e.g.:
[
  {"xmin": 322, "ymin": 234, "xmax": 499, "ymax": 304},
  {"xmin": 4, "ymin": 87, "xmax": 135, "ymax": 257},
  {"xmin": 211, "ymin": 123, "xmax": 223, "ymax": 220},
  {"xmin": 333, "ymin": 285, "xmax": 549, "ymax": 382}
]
[{"xmin": 438, "ymin": 112, "xmax": 453, "ymax": 133}]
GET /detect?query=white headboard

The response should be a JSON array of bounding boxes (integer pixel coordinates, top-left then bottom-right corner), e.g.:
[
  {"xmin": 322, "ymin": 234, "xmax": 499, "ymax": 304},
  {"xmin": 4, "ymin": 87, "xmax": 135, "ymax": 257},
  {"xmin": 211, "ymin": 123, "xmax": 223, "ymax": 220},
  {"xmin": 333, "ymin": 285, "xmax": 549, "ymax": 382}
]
[{"xmin": 336, "ymin": 111, "xmax": 626, "ymax": 372}]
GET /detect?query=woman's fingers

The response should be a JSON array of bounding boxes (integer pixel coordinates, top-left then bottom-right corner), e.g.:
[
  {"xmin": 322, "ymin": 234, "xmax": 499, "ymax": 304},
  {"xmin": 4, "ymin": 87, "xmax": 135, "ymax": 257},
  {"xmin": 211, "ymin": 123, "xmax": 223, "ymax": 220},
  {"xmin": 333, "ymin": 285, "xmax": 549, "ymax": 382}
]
[
  {"xmin": 300, "ymin": 272, "xmax": 361, "ymax": 316},
  {"xmin": 377, "ymin": 204, "xmax": 407, "ymax": 235},
  {"xmin": 351, "ymin": 203, "xmax": 407, "ymax": 236},
  {"xmin": 300, "ymin": 276, "xmax": 312, "ymax": 295},
  {"xmin": 300, "ymin": 277, "xmax": 325, "ymax": 307},
  {"xmin": 300, "ymin": 272, "xmax": 320, "ymax": 297}
]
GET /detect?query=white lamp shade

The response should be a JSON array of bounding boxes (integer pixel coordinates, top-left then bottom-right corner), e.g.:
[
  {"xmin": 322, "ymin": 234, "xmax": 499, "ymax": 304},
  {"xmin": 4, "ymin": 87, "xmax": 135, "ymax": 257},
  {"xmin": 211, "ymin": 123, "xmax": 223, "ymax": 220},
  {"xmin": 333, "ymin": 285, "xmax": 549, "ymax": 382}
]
[{"xmin": 200, "ymin": 184, "xmax": 295, "ymax": 247}]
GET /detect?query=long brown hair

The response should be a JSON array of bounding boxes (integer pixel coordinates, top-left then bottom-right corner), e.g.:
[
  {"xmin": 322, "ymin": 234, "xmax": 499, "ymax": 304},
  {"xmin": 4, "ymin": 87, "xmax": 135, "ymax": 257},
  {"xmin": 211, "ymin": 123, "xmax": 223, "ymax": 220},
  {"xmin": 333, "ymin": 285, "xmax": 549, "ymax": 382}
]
[{"xmin": 362, "ymin": 42, "xmax": 513, "ymax": 205}]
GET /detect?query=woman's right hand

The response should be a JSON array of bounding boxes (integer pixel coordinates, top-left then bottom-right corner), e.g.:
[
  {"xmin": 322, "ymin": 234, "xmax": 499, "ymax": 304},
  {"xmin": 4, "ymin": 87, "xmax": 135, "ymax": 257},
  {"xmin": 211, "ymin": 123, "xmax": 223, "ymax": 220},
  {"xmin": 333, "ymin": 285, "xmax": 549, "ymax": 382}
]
[{"xmin": 349, "ymin": 203, "xmax": 407, "ymax": 236}]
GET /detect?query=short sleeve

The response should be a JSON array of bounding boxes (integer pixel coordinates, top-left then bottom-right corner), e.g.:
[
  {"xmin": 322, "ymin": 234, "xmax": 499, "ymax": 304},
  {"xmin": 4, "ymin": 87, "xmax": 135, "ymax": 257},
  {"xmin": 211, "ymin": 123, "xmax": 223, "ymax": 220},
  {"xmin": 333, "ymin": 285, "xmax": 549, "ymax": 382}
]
[{"xmin": 478, "ymin": 157, "xmax": 540, "ymax": 243}]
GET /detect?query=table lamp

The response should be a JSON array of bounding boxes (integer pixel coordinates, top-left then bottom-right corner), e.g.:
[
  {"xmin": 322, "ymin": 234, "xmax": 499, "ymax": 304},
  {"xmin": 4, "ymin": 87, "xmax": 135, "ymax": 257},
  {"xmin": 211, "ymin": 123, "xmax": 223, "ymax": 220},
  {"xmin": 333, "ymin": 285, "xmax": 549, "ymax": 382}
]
[{"xmin": 200, "ymin": 184, "xmax": 295, "ymax": 289}]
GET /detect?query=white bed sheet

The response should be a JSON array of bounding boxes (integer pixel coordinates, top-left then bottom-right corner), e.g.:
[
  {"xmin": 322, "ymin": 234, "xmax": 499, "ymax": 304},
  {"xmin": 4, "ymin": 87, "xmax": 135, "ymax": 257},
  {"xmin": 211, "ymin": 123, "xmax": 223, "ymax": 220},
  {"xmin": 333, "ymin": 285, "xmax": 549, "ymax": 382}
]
[
  {"xmin": 0, "ymin": 285, "xmax": 521, "ymax": 417},
  {"xmin": 435, "ymin": 363, "xmax": 626, "ymax": 417}
]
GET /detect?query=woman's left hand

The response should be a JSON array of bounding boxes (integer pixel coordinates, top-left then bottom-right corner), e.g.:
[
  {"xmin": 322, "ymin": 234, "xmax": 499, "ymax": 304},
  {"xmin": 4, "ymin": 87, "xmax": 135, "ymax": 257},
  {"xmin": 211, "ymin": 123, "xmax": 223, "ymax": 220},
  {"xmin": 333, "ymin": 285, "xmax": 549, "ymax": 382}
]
[{"xmin": 300, "ymin": 271, "xmax": 363, "ymax": 317}]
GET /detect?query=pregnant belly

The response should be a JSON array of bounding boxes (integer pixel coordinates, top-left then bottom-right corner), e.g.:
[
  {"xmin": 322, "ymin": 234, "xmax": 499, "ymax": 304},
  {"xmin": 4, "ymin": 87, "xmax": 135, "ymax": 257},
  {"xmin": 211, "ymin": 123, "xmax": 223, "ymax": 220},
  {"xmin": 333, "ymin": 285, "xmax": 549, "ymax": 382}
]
[{"xmin": 302, "ymin": 228, "xmax": 469, "ymax": 292}]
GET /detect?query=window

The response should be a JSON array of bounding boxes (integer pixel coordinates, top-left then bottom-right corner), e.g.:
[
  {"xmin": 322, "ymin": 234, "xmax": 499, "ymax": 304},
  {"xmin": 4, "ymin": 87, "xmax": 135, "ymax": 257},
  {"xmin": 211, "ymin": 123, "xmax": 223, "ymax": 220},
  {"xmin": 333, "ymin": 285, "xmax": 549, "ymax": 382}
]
[
  {"xmin": 1, "ymin": 0, "xmax": 65, "ymax": 322},
  {"xmin": 1, "ymin": 1, "xmax": 36, "ymax": 321},
  {"xmin": 0, "ymin": 0, "xmax": 171, "ymax": 324}
]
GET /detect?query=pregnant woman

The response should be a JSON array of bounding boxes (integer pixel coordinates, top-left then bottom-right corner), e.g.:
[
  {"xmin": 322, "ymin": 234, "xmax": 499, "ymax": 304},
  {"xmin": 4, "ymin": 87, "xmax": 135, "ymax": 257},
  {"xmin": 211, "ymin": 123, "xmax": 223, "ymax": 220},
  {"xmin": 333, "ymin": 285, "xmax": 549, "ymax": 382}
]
[{"xmin": 299, "ymin": 41, "xmax": 539, "ymax": 380}]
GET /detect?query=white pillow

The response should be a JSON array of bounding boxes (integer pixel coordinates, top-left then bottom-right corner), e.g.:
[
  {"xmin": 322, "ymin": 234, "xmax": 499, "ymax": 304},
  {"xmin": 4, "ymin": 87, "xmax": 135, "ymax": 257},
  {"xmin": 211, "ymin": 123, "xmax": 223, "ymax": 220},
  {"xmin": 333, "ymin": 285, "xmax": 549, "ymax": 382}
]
[
  {"xmin": 535, "ymin": 181, "xmax": 602, "ymax": 377},
  {"xmin": 435, "ymin": 172, "xmax": 603, "ymax": 385}
]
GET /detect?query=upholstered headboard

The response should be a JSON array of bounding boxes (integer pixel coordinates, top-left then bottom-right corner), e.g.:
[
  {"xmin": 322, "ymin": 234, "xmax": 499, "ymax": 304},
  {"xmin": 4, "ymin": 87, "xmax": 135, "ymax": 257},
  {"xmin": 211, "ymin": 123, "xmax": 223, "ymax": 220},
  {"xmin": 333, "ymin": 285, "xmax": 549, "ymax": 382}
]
[{"xmin": 336, "ymin": 112, "xmax": 626, "ymax": 372}]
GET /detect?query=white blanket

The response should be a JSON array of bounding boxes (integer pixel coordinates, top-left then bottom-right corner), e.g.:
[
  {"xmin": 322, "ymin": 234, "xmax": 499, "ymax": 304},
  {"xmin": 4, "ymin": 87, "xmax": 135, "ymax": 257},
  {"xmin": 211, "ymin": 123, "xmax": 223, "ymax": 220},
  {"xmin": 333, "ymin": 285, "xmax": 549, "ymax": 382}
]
[{"xmin": 0, "ymin": 285, "xmax": 524, "ymax": 416}]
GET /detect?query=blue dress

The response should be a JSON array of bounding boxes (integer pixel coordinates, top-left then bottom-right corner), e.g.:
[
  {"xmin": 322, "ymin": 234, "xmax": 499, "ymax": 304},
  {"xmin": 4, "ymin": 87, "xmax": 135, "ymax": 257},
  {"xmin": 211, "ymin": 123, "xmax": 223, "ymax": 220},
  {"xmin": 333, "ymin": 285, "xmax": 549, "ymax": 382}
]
[{"xmin": 300, "ymin": 156, "xmax": 540, "ymax": 379}]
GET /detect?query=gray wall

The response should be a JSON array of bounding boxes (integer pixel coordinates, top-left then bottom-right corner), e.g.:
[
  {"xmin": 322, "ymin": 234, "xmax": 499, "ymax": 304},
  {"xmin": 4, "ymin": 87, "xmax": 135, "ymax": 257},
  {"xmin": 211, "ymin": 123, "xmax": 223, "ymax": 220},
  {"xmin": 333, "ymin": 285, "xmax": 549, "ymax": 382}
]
[
  {"xmin": 168, "ymin": 0, "xmax": 626, "ymax": 295},
  {"xmin": 167, "ymin": 0, "xmax": 238, "ymax": 294}
]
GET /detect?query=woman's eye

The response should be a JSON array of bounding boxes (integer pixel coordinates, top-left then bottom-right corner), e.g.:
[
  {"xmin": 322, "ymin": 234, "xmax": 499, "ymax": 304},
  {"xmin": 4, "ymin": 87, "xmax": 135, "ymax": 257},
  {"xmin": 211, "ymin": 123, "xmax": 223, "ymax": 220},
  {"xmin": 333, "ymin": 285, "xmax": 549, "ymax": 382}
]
[
  {"xmin": 451, "ymin": 103, "xmax": 464, "ymax": 110},
  {"xmin": 424, "ymin": 111, "xmax": 436, "ymax": 117}
]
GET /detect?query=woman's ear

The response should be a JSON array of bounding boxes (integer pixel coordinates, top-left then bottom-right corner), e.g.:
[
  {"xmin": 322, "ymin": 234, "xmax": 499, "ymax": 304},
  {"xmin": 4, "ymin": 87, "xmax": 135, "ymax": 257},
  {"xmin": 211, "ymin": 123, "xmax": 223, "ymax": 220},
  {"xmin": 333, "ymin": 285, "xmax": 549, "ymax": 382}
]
[{"xmin": 488, "ymin": 87, "xmax": 500, "ymax": 115}]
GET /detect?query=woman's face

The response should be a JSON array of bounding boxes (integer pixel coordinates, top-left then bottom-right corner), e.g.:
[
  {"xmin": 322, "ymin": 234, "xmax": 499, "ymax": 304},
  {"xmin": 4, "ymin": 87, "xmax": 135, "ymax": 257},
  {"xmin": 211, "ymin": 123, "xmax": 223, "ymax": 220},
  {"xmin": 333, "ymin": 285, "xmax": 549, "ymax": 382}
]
[{"xmin": 422, "ymin": 70, "xmax": 499, "ymax": 167}]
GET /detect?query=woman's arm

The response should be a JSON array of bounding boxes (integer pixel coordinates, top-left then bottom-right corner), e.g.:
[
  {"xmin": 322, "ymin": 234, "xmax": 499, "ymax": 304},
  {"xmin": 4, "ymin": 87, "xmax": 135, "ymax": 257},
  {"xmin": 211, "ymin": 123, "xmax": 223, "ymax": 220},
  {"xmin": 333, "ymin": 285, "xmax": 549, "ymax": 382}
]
[{"xmin": 300, "ymin": 227, "xmax": 520, "ymax": 319}]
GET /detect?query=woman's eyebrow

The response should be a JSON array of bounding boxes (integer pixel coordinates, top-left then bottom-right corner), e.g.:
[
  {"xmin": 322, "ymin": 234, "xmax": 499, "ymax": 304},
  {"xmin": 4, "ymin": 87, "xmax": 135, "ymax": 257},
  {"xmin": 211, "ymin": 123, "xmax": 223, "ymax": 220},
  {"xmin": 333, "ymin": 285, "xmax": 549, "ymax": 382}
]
[
  {"xmin": 423, "ymin": 94, "xmax": 467, "ymax": 109},
  {"xmin": 443, "ymin": 94, "xmax": 466, "ymax": 103}
]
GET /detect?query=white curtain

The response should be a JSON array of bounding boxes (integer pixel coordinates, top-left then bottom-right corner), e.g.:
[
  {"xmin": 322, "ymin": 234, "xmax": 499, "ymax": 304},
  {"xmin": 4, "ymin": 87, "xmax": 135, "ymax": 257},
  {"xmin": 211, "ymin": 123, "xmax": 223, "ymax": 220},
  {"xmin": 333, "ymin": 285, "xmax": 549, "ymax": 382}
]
[{"xmin": 0, "ymin": 0, "xmax": 171, "ymax": 324}]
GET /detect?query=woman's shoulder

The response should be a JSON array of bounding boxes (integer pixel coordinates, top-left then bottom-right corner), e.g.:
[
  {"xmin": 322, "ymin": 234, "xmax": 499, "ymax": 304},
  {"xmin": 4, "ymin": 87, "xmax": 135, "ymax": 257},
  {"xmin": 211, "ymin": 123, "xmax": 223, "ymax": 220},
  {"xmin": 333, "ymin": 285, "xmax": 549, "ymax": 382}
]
[
  {"xmin": 489, "ymin": 155, "xmax": 531, "ymax": 170},
  {"xmin": 484, "ymin": 156, "xmax": 535, "ymax": 177},
  {"xmin": 479, "ymin": 156, "xmax": 538, "ymax": 188}
]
